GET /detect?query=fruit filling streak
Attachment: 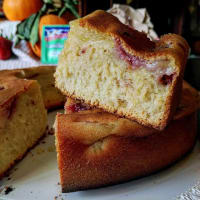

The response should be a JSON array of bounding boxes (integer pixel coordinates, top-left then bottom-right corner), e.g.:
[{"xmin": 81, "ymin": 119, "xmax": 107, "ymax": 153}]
[{"xmin": 115, "ymin": 38, "xmax": 175, "ymax": 85}]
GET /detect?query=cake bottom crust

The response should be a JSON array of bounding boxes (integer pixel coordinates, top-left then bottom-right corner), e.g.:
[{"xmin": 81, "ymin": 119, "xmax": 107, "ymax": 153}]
[{"xmin": 55, "ymin": 111, "xmax": 197, "ymax": 193}]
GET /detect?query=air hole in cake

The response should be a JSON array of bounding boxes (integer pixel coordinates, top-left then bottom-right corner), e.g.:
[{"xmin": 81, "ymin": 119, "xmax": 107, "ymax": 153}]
[
  {"xmin": 118, "ymin": 99, "xmax": 128, "ymax": 107},
  {"xmin": 31, "ymin": 100, "xmax": 36, "ymax": 105},
  {"xmin": 159, "ymin": 74, "xmax": 174, "ymax": 85},
  {"xmin": 123, "ymin": 32, "xmax": 131, "ymax": 37},
  {"xmin": 0, "ymin": 86, "xmax": 5, "ymax": 90}
]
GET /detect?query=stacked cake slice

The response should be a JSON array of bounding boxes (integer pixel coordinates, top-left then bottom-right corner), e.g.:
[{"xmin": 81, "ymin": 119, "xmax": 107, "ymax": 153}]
[
  {"xmin": 55, "ymin": 10, "xmax": 189, "ymax": 130},
  {"xmin": 54, "ymin": 10, "xmax": 197, "ymax": 192}
]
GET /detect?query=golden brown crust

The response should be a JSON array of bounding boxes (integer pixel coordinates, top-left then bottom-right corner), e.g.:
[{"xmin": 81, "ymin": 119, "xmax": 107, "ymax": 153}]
[
  {"xmin": 56, "ymin": 112, "xmax": 197, "ymax": 193},
  {"xmin": 55, "ymin": 81, "xmax": 198, "ymax": 192},
  {"xmin": 78, "ymin": 10, "xmax": 189, "ymax": 68},
  {"xmin": 0, "ymin": 72, "xmax": 35, "ymax": 131}
]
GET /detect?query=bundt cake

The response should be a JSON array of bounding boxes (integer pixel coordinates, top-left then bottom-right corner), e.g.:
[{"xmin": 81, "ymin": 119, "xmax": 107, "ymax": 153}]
[
  {"xmin": 0, "ymin": 66, "xmax": 65, "ymax": 178},
  {"xmin": 55, "ymin": 10, "xmax": 189, "ymax": 130},
  {"xmin": 55, "ymin": 81, "xmax": 199, "ymax": 192}
]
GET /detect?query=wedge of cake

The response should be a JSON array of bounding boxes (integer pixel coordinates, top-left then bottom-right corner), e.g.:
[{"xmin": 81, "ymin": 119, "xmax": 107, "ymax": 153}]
[
  {"xmin": 0, "ymin": 66, "xmax": 65, "ymax": 178},
  {"xmin": 55, "ymin": 10, "xmax": 189, "ymax": 129},
  {"xmin": 55, "ymin": 81, "xmax": 199, "ymax": 192},
  {"xmin": 0, "ymin": 73, "xmax": 47, "ymax": 178}
]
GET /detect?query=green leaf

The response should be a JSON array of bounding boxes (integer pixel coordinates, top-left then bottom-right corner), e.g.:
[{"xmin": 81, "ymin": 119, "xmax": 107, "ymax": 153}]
[
  {"xmin": 72, "ymin": 0, "xmax": 78, "ymax": 5},
  {"xmin": 16, "ymin": 34, "xmax": 25, "ymax": 40},
  {"xmin": 64, "ymin": 0, "xmax": 80, "ymax": 18},
  {"xmin": 30, "ymin": 13, "xmax": 41, "ymax": 46},
  {"xmin": 40, "ymin": 3, "xmax": 48, "ymax": 12},
  {"xmin": 14, "ymin": 37, "xmax": 20, "ymax": 46},
  {"xmin": 16, "ymin": 13, "xmax": 38, "ymax": 41},
  {"xmin": 58, "ymin": 6, "xmax": 67, "ymax": 17},
  {"xmin": 10, "ymin": 33, "xmax": 14, "ymax": 41},
  {"xmin": 16, "ymin": 19, "xmax": 27, "ymax": 36},
  {"xmin": 24, "ymin": 13, "xmax": 38, "ymax": 40},
  {"xmin": 43, "ymin": 0, "xmax": 53, "ymax": 4},
  {"xmin": 30, "ymin": 4, "xmax": 47, "ymax": 46}
]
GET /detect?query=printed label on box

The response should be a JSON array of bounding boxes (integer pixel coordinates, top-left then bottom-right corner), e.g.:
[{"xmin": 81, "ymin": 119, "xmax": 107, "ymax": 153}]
[{"xmin": 41, "ymin": 25, "xmax": 70, "ymax": 64}]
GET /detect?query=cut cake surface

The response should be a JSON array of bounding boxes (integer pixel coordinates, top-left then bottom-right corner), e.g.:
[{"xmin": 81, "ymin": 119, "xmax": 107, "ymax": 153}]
[
  {"xmin": 0, "ymin": 72, "xmax": 47, "ymax": 178},
  {"xmin": 55, "ymin": 10, "xmax": 189, "ymax": 130},
  {"xmin": 0, "ymin": 66, "xmax": 65, "ymax": 178}
]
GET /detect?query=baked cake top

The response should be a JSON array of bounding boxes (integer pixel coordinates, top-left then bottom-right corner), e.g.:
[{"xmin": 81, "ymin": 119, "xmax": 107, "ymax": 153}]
[
  {"xmin": 0, "ymin": 70, "xmax": 35, "ymax": 107},
  {"xmin": 72, "ymin": 10, "xmax": 189, "ymax": 75}
]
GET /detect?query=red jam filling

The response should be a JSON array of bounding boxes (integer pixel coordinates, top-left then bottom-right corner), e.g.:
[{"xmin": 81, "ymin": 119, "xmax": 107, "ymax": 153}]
[
  {"xmin": 114, "ymin": 38, "xmax": 175, "ymax": 85},
  {"xmin": 67, "ymin": 103, "xmax": 90, "ymax": 113},
  {"xmin": 115, "ymin": 38, "xmax": 145, "ymax": 69},
  {"xmin": 81, "ymin": 48, "xmax": 87, "ymax": 54}
]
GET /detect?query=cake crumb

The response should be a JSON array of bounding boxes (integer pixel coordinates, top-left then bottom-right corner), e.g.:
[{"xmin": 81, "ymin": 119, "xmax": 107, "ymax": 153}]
[
  {"xmin": 45, "ymin": 126, "xmax": 54, "ymax": 135},
  {"xmin": 48, "ymin": 127, "xmax": 54, "ymax": 135},
  {"xmin": 0, "ymin": 186, "xmax": 15, "ymax": 195}
]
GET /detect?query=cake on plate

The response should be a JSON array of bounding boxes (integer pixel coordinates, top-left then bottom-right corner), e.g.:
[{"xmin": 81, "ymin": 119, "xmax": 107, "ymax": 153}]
[{"xmin": 55, "ymin": 81, "xmax": 199, "ymax": 192}]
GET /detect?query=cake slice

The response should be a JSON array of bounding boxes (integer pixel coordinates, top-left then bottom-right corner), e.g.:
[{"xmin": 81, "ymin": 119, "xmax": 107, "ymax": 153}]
[
  {"xmin": 0, "ymin": 66, "xmax": 67, "ymax": 178},
  {"xmin": 0, "ymin": 73, "xmax": 47, "ymax": 178},
  {"xmin": 55, "ymin": 81, "xmax": 199, "ymax": 192},
  {"xmin": 55, "ymin": 10, "xmax": 189, "ymax": 130}
]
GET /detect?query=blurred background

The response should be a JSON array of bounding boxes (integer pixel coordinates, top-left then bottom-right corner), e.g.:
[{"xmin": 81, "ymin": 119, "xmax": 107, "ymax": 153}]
[{"xmin": 78, "ymin": 0, "xmax": 200, "ymax": 54}]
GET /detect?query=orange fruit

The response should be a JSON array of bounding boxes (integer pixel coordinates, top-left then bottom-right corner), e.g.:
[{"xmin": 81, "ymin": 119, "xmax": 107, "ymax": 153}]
[
  {"xmin": 29, "ymin": 41, "xmax": 41, "ymax": 58},
  {"xmin": 39, "ymin": 14, "xmax": 68, "ymax": 39},
  {"xmin": 3, "ymin": 0, "xmax": 43, "ymax": 21}
]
